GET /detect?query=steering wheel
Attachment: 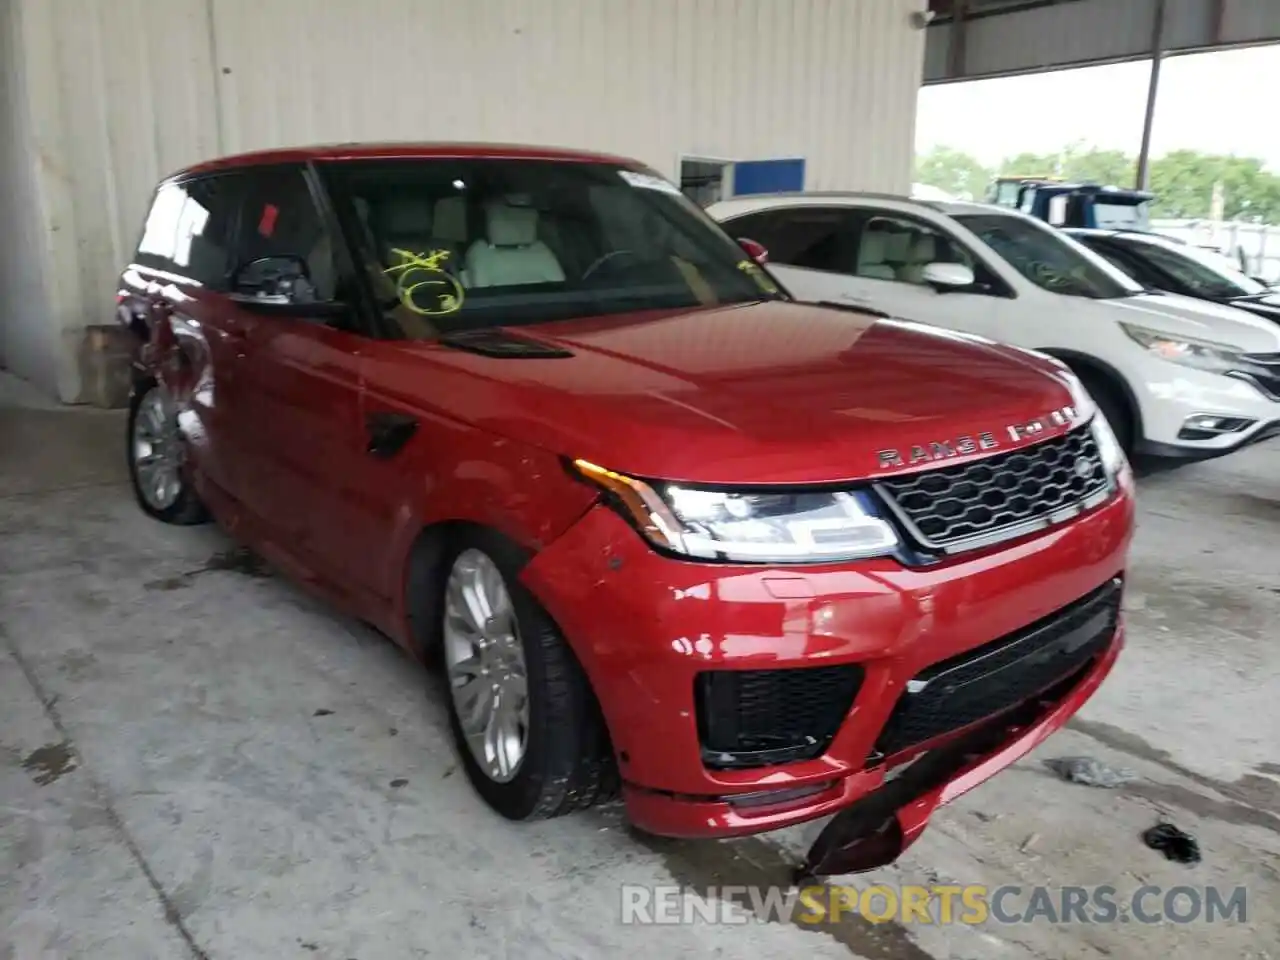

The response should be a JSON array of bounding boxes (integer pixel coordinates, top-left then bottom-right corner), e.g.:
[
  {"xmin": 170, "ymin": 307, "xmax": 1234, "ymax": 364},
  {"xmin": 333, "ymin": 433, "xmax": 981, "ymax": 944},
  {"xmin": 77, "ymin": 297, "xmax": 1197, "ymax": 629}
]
[{"xmin": 582, "ymin": 249, "xmax": 640, "ymax": 280}]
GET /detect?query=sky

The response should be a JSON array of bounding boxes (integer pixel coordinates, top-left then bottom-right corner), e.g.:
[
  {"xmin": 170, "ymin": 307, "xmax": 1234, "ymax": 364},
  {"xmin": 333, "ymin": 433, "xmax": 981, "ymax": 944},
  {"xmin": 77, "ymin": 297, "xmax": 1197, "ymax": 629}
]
[{"xmin": 915, "ymin": 44, "xmax": 1280, "ymax": 169}]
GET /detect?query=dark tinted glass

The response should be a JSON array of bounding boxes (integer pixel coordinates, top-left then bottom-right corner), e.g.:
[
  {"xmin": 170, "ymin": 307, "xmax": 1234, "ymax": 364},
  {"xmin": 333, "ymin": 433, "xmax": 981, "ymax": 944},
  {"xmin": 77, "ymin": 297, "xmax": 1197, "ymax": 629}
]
[
  {"xmin": 724, "ymin": 208, "xmax": 854, "ymax": 272},
  {"xmin": 233, "ymin": 166, "xmax": 337, "ymax": 300},
  {"xmin": 956, "ymin": 213, "xmax": 1142, "ymax": 299},
  {"xmin": 1116, "ymin": 237, "xmax": 1265, "ymax": 298},
  {"xmin": 134, "ymin": 175, "xmax": 242, "ymax": 287}
]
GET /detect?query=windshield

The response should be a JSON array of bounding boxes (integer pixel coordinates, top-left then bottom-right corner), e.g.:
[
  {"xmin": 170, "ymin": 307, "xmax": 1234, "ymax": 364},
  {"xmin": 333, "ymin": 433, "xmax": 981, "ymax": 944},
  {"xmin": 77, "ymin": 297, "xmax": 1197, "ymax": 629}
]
[
  {"xmin": 955, "ymin": 213, "xmax": 1144, "ymax": 299},
  {"xmin": 1092, "ymin": 200, "xmax": 1150, "ymax": 230},
  {"xmin": 1120, "ymin": 237, "xmax": 1267, "ymax": 298},
  {"xmin": 321, "ymin": 158, "xmax": 782, "ymax": 336}
]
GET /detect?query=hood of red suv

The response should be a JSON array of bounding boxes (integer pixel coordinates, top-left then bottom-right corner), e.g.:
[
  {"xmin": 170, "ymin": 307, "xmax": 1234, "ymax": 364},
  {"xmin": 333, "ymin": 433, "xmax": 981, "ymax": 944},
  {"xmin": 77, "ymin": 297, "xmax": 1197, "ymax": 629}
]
[{"xmin": 378, "ymin": 301, "xmax": 1082, "ymax": 485}]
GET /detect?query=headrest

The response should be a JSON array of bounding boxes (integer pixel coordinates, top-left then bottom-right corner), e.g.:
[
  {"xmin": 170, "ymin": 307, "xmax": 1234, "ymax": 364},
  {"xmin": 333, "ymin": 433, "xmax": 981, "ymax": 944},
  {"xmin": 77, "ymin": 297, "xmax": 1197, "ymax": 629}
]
[
  {"xmin": 378, "ymin": 197, "xmax": 434, "ymax": 237},
  {"xmin": 859, "ymin": 231, "xmax": 887, "ymax": 263},
  {"xmin": 908, "ymin": 234, "xmax": 936, "ymax": 263},
  {"xmin": 432, "ymin": 196, "xmax": 468, "ymax": 244},
  {"xmin": 881, "ymin": 231, "xmax": 912, "ymax": 261},
  {"xmin": 485, "ymin": 202, "xmax": 539, "ymax": 247}
]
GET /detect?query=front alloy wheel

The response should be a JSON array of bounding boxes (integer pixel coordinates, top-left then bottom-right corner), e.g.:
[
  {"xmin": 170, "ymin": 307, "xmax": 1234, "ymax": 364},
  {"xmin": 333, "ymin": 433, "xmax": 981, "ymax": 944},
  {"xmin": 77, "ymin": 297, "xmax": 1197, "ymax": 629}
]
[
  {"xmin": 443, "ymin": 548, "xmax": 530, "ymax": 783},
  {"xmin": 435, "ymin": 532, "xmax": 619, "ymax": 821}
]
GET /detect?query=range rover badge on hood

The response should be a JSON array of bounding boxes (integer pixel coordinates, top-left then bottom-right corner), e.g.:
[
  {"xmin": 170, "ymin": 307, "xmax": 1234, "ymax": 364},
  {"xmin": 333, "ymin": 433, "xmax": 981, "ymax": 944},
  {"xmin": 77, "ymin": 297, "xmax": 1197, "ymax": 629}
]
[{"xmin": 876, "ymin": 405, "xmax": 1077, "ymax": 469}]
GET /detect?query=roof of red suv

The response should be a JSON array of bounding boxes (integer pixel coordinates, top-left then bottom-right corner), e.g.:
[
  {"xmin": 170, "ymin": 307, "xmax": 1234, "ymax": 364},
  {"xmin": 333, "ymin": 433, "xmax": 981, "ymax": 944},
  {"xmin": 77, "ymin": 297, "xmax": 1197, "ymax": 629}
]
[{"xmin": 179, "ymin": 142, "xmax": 643, "ymax": 178}]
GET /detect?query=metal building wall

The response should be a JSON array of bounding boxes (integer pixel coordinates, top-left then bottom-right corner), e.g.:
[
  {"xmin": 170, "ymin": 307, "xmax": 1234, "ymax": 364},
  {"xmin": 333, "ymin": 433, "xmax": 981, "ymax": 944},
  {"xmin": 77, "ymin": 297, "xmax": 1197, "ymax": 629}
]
[
  {"xmin": 0, "ymin": 0, "xmax": 62, "ymax": 392},
  {"xmin": 3, "ymin": 0, "xmax": 925, "ymax": 403}
]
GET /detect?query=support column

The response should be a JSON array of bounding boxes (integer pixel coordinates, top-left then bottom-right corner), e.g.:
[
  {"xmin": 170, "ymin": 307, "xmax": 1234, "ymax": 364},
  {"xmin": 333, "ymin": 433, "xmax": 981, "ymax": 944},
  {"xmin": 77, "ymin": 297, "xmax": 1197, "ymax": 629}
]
[{"xmin": 1135, "ymin": 0, "xmax": 1167, "ymax": 191}]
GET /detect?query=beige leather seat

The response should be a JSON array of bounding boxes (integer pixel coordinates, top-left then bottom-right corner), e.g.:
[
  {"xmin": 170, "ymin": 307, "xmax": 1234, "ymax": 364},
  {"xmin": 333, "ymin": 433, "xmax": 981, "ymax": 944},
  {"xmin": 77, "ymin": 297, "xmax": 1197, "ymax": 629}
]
[
  {"xmin": 431, "ymin": 196, "xmax": 470, "ymax": 280},
  {"xmin": 897, "ymin": 234, "xmax": 937, "ymax": 285},
  {"xmin": 465, "ymin": 201, "xmax": 565, "ymax": 288},
  {"xmin": 374, "ymin": 197, "xmax": 436, "ymax": 264},
  {"xmin": 856, "ymin": 230, "xmax": 897, "ymax": 280}
]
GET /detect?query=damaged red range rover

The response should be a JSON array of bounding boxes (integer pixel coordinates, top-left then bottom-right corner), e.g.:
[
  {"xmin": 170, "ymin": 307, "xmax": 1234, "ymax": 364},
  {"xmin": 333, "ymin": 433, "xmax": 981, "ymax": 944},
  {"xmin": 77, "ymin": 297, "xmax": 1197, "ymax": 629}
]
[{"xmin": 118, "ymin": 143, "xmax": 1134, "ymax": 874}]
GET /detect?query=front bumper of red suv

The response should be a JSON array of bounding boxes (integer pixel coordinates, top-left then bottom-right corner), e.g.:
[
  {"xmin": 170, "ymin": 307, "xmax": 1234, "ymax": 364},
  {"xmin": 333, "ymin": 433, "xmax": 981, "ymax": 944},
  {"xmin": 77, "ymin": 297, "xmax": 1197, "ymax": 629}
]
[{"xmin": 520, "ymin": 475, "xmax": 1134, "ymax": 845}]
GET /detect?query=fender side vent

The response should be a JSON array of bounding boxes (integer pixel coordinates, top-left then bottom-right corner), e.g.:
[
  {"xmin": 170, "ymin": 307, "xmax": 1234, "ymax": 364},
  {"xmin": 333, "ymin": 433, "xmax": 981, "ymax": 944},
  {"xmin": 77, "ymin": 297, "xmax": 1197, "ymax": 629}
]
[{"xmin": 438, "ymin": 329, "xmax": 573, "ymax": 358}]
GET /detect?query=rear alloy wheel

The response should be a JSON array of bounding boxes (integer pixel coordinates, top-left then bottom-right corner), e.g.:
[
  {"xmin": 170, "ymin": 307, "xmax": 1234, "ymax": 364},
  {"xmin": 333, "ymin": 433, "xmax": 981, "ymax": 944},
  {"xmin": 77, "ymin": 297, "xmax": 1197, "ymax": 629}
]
[
  {"xmin": 127, "ymin": 381, "xmax": 208, "ymax": 525},
  {"xmin": 438, "ymin": 534, "xmax": 618, "ymax": 820}
]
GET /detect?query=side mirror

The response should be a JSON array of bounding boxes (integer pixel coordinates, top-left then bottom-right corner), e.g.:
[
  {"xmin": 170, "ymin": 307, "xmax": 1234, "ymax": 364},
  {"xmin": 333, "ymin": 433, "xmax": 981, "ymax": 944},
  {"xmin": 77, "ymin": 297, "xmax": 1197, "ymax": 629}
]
[
  {"xmin": 738, "ymin": 237, "xmax": 769, "ymax": 264},
  {"xmin": 228, "ymin": 255, "xmax": 348, "ymax": 319},
  {"xmin": 231, "ymin": 254, "xmax": 313, "ymax": 296},
  {"xmin": 921, "ymin": 262, "xmax": 976, "ymax": 291}
]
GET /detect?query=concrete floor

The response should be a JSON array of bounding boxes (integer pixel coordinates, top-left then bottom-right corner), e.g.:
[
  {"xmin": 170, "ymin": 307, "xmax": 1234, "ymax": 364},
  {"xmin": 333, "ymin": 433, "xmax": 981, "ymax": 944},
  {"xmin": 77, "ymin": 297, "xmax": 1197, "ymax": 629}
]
[{"xmin": 2, "ymin": 376, "xmax": 1279, "ymax": 960}]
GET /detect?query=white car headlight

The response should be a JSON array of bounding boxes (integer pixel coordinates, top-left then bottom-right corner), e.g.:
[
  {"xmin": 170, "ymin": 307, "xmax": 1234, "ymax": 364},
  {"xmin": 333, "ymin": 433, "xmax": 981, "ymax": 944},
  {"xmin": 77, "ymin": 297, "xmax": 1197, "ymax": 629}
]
[
  {"xmin": 572, "ymin": 460, "xmax": 900, "ymax": 563},
  {"xmin": 1120, "ymin": 322, "xmax": 1242, "ymax": 374}
]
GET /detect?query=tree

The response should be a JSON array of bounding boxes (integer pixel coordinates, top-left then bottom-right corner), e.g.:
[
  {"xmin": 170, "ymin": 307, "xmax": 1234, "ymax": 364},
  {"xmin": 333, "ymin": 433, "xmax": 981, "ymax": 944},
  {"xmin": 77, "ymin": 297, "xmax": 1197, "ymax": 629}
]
[
  {"xmin": 914, "ymin": 146, "xmax": 992, "ymax": 200},
  {"xmin": 999, "ymin": 143, "xmax": 1134, "ymax": 187},
  {"xmin": 1147, "ymin": 152, "xmax": 1280, "ymax": 222},
  {"xmin": 999, "ymin": 151, "xmax": 1061, "ymax": 177}
]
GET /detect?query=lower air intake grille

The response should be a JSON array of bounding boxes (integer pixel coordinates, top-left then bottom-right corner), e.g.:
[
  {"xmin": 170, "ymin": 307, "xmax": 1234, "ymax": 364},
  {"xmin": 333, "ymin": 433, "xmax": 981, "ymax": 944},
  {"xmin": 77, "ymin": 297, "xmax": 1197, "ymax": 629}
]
[
  {"xmin": 872, "ymin": 578, "xmax": 1122, "ymax": 761},
  {"xmin": 874, "ymin": 423, "xmax": 1110, "ymax": 553},
  {"xmin": 696, "ymin": 664, "xmax": 864, "ymax": 770}
]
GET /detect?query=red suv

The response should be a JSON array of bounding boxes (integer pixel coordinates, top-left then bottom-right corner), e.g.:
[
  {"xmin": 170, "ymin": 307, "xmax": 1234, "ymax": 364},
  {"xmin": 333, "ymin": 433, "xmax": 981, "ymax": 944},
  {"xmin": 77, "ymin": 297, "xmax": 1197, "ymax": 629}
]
[{"xmin": 118, "ymin": 143, "xmax": 1134, "ymax": 874}]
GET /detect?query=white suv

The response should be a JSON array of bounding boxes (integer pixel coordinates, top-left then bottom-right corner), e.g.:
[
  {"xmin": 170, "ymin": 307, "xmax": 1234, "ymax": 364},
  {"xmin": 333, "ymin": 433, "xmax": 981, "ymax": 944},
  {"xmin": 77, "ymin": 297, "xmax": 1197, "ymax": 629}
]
[{"xmin": 709, "ymin": 193, "xmax": 1280, "ymax": 463}]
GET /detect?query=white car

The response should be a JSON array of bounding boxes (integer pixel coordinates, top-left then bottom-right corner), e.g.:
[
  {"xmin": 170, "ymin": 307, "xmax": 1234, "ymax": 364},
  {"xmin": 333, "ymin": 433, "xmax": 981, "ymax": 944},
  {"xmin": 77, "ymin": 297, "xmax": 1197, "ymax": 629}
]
[{"xmin": 709, "ymin": 193, "xmax": 1280, "ymax": 463}]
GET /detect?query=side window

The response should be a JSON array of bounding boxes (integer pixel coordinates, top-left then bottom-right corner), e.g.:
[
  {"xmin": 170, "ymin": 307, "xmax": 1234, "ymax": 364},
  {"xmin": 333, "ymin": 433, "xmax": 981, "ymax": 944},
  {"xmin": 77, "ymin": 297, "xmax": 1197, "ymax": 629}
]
[
  {"xmin": 724, "ymin": 208, "xmax": 855, "ymax": 273},
  {"xmin": 851, "ymin": 213, "xmax": 974, "ymax": 286},
  {"xmin": 134, "ymin": 175, "xmax": 241, "ymax": 288},
  {"xmin": 1088, "ymin": 243, "xmax": 1153, "ymax": 286},
  {"xmin": 232, "ymin": 166, "xmax": 337, "ymax": 302}
]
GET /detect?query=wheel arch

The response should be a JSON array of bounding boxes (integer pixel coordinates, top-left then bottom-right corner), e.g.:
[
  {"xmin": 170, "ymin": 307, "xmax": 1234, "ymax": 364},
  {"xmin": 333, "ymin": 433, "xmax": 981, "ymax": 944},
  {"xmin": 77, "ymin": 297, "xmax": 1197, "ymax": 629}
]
[
  {"xmin": 1036, "ymin": 348, "xmax": 1143, "ymax": 445},
  {"xmin": 402, "ymin": 517, "xmax": 620, "ymax": 794},
  {"xmin": 401, "ymin": 519, "xmax": 534, "ymax": 663}
]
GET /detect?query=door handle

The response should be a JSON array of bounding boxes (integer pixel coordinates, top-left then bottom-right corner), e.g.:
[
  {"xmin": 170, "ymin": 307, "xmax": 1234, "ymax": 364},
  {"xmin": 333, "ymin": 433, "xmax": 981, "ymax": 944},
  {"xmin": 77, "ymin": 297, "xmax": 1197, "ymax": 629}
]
[{"xmin": 366, "ymin": 411, "xmax": 418, "ymax": 459}]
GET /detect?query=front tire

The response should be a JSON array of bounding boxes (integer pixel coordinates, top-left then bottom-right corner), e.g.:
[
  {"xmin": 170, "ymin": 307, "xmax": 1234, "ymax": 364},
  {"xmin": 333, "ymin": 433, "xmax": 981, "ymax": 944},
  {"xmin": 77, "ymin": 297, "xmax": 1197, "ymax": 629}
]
[
  {"xmin": 126, "ymin": 380, "xmax": 208, "ymax": 525},
  {"xmin": 1077, "ymin": 371, "xmax": 1134, "ymax": 456},
  {"xmin": 439, "ymin": 531, "xmax": 618, "ymax": 821}
]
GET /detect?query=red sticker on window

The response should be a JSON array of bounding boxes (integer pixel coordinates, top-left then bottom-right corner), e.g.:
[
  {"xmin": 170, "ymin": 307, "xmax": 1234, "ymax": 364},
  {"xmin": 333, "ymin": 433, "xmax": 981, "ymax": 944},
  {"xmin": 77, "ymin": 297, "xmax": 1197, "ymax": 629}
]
[{"xmin": 258, "ymin": 204, "xmax": 279, "ymax": 236}]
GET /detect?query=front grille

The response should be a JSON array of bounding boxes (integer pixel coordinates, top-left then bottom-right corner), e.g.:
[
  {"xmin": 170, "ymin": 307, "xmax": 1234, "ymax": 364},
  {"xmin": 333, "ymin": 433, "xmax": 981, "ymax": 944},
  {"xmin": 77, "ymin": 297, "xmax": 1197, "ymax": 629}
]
[
  {"xmin": 871, "ymin": 578, "xmax": 1122, "ymax": 761},
  {"xmin": 874, "ymin": 424, "xmax": 1110, "ymax": 553},
  {"xmin": 696, "ymin": 664, "xmax": 863, "ymax": 769},
  {"xmin": 1233, "ymin": 352, "xmax": 1280, "ymax": 401}
]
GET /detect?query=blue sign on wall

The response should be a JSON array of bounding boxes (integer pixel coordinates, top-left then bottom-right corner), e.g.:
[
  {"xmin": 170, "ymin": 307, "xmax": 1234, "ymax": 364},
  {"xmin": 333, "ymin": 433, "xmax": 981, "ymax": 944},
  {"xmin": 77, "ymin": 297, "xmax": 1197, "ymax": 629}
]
[{"xmin": 733, "ymin": 158, "xmax": 806, "ymax": 196}]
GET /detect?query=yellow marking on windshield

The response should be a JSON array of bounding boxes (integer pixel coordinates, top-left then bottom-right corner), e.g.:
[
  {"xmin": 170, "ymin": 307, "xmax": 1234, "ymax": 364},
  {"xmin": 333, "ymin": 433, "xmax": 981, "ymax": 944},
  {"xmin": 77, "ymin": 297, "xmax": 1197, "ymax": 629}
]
[
  {"xmin": 383, "ymin": 248, "xmax": 466, "ymax": 316},
  {"xmin": 737, "ymin": 259, "xmax": 779, "ymax": 294}
]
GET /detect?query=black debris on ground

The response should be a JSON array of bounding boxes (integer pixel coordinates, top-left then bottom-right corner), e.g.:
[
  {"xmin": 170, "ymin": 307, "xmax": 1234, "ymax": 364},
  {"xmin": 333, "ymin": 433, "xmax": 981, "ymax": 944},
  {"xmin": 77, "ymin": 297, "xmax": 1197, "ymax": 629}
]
[{"xmin": 1143, "ymin": 822, "xmax": 1201, "ymax": 864}]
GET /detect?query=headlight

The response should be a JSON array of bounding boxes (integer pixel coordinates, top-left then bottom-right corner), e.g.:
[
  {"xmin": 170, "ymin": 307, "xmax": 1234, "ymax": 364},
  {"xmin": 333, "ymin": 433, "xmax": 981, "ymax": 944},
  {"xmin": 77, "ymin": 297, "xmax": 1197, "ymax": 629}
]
[
  {"xmin": 1120, "ymin": 322, "xmax": 1242, "ymax": 374},
  {"xmin": 1089, "ymin": 412, "xmax": 1127, "ymax": 478},
  {"xmin": 571, "ymin": 460, "xmax": 900, "ymax": 563}
]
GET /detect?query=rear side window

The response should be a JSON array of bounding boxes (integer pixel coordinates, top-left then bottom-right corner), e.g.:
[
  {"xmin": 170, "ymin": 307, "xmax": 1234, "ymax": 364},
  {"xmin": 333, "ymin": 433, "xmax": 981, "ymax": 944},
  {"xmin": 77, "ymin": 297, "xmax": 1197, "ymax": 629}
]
[
  {"xmin": 134, "ymin": 175, "xmax": 242, "ymax": 288},
  {"xmin": 724, "ymin": 208, "xmax": 855, "ymax": 272}
]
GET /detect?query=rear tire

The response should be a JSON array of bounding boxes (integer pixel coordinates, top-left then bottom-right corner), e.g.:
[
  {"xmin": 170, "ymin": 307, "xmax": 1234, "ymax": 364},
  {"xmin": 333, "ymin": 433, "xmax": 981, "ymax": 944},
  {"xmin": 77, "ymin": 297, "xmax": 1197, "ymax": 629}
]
[
  {"xmin": 126, "ymin": 380, "xmax": 209, "ymax": 525},
  {"xmin": 438, "ymin": 529, "xmax": 618, "ymax": 821}
]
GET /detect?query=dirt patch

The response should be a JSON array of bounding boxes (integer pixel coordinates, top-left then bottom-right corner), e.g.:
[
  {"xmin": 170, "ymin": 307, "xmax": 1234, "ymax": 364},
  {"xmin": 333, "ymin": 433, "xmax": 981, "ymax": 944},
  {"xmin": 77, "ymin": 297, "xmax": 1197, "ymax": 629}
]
[
  {"xmin": 144, "ymin": 546, "xmax": 272, "ymax": 591},
  {"xmin": 22, "ymin": 741, "xmax": 78, "ymax": 786}
]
